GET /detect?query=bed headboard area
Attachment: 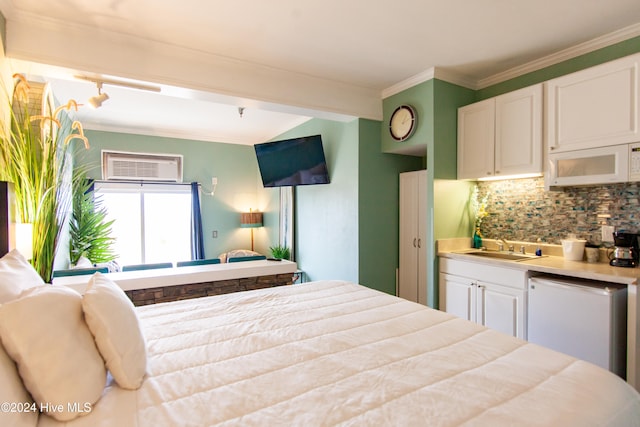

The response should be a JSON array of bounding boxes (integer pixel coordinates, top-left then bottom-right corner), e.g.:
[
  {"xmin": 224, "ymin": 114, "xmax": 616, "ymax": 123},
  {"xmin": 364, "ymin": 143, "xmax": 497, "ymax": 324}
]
[{"xmin": 0, "ymin": 182, "xmax": 15, "ymax": 258}]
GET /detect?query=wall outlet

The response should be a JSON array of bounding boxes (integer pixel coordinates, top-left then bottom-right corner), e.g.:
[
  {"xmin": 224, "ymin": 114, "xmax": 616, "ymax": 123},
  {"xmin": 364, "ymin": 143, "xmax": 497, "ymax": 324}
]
[
  {"xmin": 602, "ymin": 225, "xmax": 615, "ymax": 243},
  {"xmin": 212, "ymin": 230, "xmax": 218, "ymax": 238}
]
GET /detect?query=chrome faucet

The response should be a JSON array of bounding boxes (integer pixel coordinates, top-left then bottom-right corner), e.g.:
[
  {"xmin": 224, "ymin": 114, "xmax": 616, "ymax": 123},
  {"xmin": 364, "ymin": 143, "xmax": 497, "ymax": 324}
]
[{"xmin": 498, "ymin": 238, "xmax": 515, "ymax": 252}]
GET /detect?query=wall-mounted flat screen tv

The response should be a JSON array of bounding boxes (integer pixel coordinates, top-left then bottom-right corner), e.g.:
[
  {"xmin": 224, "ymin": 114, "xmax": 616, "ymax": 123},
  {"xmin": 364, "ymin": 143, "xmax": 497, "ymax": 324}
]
[{"xmin": 254, "ymin": 135, "xmax": 330, "ymax": 187}]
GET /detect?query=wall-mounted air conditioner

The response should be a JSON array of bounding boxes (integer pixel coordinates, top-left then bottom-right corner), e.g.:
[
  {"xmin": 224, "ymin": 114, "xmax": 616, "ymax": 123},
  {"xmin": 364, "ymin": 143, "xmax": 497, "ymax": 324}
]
[{"xmin": 102, "ymin": 150, "xmax": 183, "ymax": 182}]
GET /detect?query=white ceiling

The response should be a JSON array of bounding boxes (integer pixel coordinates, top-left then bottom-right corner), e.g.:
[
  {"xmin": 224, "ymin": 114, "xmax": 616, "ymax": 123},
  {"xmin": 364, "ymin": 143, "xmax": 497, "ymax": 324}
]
[{"xmin": 1, "ymin": 0, "xmax": 640, "ymax": 145}]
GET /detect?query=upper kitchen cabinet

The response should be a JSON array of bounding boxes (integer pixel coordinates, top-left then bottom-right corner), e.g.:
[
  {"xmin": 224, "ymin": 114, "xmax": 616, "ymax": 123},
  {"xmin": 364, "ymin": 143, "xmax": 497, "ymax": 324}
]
[
  {"xmin": 457, "ymin": 84, "xmax": 542, "ymax": 180},
  {"xmin": 546, "ymin": 53, "xmax": 640, "ymax": 153}
]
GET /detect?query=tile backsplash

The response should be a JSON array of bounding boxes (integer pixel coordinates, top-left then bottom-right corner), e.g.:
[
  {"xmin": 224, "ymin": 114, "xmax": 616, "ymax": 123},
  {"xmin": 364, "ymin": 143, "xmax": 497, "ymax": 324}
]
[{"xmin": 477, "ymin": 177, "xmax": 640, "ymax": 245}]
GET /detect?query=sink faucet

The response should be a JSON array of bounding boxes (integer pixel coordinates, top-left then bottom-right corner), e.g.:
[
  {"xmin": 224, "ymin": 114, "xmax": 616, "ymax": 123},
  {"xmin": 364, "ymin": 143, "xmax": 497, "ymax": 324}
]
[{"xmin": 498, "ymin": 238, "xmax": 515, "ymax": 252}]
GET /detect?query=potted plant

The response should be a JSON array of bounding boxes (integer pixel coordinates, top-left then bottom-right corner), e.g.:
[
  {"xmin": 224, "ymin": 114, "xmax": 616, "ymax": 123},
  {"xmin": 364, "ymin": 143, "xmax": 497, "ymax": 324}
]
[
  {"xmin": 269, "ymin": 245, "xmax": 290, "ymax": 260},
  {"xmin": 0, "ymin": 74, "xmax": 90, "ymax": 281},
  {"xmin": 69, "ymin": 176, "xmax": 117, "ymax": 266}
]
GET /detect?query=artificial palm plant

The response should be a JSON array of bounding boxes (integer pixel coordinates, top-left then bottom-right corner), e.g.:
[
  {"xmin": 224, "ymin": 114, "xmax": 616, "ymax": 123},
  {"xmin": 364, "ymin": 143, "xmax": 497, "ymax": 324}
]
[
  {"xmin": 69, "ymin": 175, "xmax": 116, "ymax": 266},
  {"xmin": 0, "ymin": 74, "xmax": 90, "ymax": 281}
]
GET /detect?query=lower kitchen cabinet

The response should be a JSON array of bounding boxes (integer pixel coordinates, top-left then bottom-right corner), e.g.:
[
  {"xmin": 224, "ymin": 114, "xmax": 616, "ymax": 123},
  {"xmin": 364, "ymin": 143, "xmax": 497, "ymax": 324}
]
[{"xmin": 439, "ymin": 258, "xmax": 528, "ymax": 339}]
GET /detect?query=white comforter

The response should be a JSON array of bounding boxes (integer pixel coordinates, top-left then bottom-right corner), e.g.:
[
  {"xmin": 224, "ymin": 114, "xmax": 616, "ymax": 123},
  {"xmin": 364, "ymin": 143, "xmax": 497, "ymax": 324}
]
[{"xmin": 40, "ymin": 280, "xmax": 640, "ymax": 426}]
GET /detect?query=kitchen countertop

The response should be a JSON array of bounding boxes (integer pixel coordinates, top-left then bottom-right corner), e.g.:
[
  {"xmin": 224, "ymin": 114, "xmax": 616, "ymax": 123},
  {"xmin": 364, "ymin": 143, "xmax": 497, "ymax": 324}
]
[{"xmin": 438, "ymin": 238, "xmax": 640, "ymax": 285}]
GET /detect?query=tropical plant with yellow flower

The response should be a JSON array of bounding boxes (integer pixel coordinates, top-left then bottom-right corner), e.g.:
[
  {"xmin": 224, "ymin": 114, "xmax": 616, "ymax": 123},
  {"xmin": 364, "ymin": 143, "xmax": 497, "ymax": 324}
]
[
  {"xmin": 471, "ymin": 185, "xmax": 490, "ymax": 238},
  {"xmin": 0, "ymin": 73, "xmax": 90, "ymax": 281}
]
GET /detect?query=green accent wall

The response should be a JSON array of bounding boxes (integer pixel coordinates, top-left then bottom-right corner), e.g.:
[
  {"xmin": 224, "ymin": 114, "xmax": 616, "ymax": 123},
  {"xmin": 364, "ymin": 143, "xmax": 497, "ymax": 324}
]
[
  {"xmin": 380, "ymin": 78, "xmax": 475, "ymax": 307},
  {"xmin": 270, "ymin": 119, "xmax": 360, "ymax": 283},
  {"xmin": 358, "ymin": 118, "xmax": 422, "ymax": 294},
  {"xmin": 381, "ymin": 81, "xmax": 433, "ymax": 155},
  {"xmin": 78, "ymin": 130, "xmax": 276, "ymax": 259},
  {"xmin": 273, "ymin": 117, "xmax": 420, "ymax": 294}
]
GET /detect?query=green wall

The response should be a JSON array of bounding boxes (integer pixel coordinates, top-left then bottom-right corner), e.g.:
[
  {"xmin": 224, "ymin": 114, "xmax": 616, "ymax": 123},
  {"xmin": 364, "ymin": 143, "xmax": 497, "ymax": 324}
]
[
  {"xmin": 358, "ymin": 119, "xmax": 422, "ymax": 294},
  {"xmin": 273, "ymin": 119, "xmax": 360, "ymax": 283},
  {"xmin": 272, "ymin": 117, "xmax": 420, "ymax": 294},
  {"xmin": 380, "ymin": 78, "xmax": 475, "ymax": 307},
  {"xmin": 78, "ymin": 130, "xmax": 277, "ymax": 259},
  {"xmin": 381, "ymin": 80, "xmax": 433, "ymax": 155}
]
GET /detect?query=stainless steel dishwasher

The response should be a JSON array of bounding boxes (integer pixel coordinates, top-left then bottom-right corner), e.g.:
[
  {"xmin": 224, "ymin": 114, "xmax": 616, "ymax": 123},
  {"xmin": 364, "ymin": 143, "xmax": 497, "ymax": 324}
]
[{"xmin": 528, "ymin": 275, "xmax": 627, "ymax": 378}]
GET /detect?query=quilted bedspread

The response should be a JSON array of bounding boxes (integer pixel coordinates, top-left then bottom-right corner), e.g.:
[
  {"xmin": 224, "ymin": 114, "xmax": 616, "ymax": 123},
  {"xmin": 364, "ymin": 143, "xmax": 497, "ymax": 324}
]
[{"xmin": 40, "ymin": 280, "xmax": 640, "ymax": 426}]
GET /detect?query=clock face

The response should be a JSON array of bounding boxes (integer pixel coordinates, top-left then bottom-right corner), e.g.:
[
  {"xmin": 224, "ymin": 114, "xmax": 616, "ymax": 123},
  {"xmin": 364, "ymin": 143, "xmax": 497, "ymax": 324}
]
[{"xmin": 389, "ymin": 105, "xmax": 417, "ymax": 141}]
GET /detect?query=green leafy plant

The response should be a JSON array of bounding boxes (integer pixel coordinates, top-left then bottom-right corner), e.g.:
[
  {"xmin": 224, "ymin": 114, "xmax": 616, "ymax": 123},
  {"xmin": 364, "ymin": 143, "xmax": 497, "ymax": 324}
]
[
  {"xmin": 69, "ymin": 176, "xmax": 116, "ymax": 266},
  {"xmin": 0, "ymin": 75, "xmax": 90, "ymax": 281},
  {"xmin": 270, "ymin": 245, "xmax": 290, "ymax": 260}
]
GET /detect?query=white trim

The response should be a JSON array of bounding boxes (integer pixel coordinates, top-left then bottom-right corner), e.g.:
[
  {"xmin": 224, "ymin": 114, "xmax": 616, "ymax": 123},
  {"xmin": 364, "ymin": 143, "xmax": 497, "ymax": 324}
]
[
  {"xmin": 383, "ymin": 22, "xmax": 640, "ymax": 96},
  {"xmin": 478, "ymin": 22, "xmax": 640, "ymax": 89},
  {"xmin": 382, "ymin": 68, "xmax": 436, "ymax": 99},
  {"xmin": 382, "ymin": 68, "xmax": 477, "ymax": 98}
]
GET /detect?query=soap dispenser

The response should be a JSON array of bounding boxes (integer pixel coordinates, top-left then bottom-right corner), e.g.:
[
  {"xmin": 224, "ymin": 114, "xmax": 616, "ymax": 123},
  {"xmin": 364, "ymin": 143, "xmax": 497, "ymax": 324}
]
[{"xmin": 535, "ymin": 238, "xmax": 542, "ymax": 256}]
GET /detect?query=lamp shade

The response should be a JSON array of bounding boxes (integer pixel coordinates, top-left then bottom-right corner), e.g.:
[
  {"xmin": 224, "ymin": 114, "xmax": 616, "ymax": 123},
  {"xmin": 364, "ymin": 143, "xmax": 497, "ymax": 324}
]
[
  {"xmin": 240, "ymin": 211, "xmax": 263, "ymax": 228},
  {"xmin": 12, "ymin": 223, "xmax": 33, "ymax": 260}
]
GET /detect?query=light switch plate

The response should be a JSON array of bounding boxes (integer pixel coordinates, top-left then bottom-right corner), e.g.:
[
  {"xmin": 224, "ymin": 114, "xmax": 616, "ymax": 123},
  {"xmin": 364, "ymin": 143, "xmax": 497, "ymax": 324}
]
[{"xmin": 602, "ymin": 225, "xmax": 615, "ymax": 243}]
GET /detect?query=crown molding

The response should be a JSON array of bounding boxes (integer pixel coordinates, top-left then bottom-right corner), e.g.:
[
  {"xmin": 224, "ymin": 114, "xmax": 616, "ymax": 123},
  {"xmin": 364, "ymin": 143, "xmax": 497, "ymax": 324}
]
[
  {"xmin": 381, "ymin": 68, "xmax": 435, "ymax": 99},
  {"xmin": 477, "ymin": 22, "xmax": 640, "ymax": 89},
  {"xmin": 383, "ymin": 22, "xmax": 640, "ymax": 96}
]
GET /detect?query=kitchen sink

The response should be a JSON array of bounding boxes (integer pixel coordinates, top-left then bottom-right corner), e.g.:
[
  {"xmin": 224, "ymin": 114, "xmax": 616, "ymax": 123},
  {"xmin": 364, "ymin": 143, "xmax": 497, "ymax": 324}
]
[{"xmin": 455, "ymin": 250, "xmax": 544, "ymax": 261}]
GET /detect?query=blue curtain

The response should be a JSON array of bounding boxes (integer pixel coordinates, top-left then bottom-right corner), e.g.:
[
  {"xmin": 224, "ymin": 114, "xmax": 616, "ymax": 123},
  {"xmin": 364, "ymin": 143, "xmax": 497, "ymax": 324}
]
[{"xmin": 190, "ymin": 182, "xmax": 205, "ymax": 260}]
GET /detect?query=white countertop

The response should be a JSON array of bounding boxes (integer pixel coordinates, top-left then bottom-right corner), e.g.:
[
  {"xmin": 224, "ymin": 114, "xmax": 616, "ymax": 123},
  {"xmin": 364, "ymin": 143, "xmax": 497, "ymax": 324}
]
[
  {"xmin": 438, "ymin": 238, "xmax": 640, "ymax": 285},
  {"xmin": 52, "ymin": 259, "xmax": 298, "ymax": 293}
]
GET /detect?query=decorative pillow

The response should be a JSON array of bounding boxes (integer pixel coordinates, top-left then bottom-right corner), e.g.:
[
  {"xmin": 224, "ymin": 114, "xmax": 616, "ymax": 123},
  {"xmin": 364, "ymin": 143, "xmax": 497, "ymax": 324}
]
[
  {"xmin": 0, "ymin": 340, "xmax": 38, "ymax": 427},
  {"xmin": 0, "ymin": 249, "xmax": 44, "ymax": 303},
  {"xmin": 0, "ymin": 286, "xmax": 106, "ymax": 422},
  {"xmin": 82, "ymin": 273, "xmax": 147, "ymax": 390},
  {"xmin": 220, "ymin": 249, "xmax": 262, "ymax": 263}
]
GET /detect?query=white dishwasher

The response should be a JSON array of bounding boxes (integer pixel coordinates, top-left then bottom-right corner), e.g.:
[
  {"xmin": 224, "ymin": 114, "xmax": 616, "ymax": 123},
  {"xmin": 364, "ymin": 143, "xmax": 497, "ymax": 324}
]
[{"xmin": 527, "ymin": 275, "xmax": 627, "ymax": 378}]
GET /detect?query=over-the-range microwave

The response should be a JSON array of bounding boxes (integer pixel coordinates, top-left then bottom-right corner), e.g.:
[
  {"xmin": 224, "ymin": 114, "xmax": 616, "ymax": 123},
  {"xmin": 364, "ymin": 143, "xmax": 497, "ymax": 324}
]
[{"xmin": 547, "ymin": 143, "xmax": 640, "ymax": 188}]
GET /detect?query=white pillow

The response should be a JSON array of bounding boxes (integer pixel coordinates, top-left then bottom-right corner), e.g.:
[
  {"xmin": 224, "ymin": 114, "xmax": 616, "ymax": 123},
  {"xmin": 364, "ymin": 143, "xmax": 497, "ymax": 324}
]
[
  {"xmin": 0, "ymin": 286, "xmax": 106, "ymax": 421},
  {"xmin": 82, "ymin": 273, "xmax": 147, "ymax": 390},
  {"xmin": 0, "ymin": 340, "xmax": 38, "ymax": 427},
  {"xmin": 0, "ymin": 249, "xmax": 44, "ymax": 303},
  {"xmin": 220, "ymin": 249, "xmax": 261, "ymax": 263}
]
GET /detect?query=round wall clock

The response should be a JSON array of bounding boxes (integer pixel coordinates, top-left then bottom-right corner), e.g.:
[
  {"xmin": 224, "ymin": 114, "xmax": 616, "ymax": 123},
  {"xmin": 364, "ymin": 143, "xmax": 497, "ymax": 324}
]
[{"xmin": 389, "ymin": 104, "xmax": 417, "ymax": 141}]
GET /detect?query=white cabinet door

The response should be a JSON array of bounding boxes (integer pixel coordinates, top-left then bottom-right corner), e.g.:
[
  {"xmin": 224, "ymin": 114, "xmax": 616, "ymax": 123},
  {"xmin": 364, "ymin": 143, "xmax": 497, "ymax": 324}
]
[
  {"xmin": 457, "ymin": 84, "xmax": 542, "ymax": 180},
  {"xmin": 439, "ymin": 258, "xmax": 527, "ymax": 339},
  {"xmin": 457, "ymin": 98, "xmax": 495, "ymax": 180},
  {"xmin": 546, "ymin": 53, "xmax": 640, "ymax": 153},
  {"xmin": 399, "ymin": 170, "xmax": 427, "ymax": 304},
  {"xmin": 495, "ymin": 84, "xmax": 542, "ymax": 177},
  {"xmin": 476, "ymin": 281, "xmax": 526, "ymax": 339},
  {"xmin": 441, "ymin": 273, "xmax": 475, "ymax": 322}
]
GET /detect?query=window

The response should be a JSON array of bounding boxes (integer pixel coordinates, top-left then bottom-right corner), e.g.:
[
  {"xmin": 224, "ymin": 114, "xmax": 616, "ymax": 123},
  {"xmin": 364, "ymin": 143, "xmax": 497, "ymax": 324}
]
[{"xmin": 94, "ymin": 182, "xmax": 192, "ymax": 265}]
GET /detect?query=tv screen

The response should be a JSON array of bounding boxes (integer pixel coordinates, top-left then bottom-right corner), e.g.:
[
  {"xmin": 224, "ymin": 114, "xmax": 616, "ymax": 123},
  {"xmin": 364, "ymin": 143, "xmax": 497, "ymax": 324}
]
[{"xmin": 254, "ymin": 135, "xmax": 330, "ymax": 187}]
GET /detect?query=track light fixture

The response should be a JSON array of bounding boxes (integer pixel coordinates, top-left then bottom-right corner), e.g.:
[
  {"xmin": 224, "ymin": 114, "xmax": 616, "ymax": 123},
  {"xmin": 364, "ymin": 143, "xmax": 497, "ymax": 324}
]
[
  {"xmin": 88, "ymin": 82, "xmax": 109, "ymax": 109},
  {"xmin": 75, "ymin": 75, "xmax": 161, "ymax": 109}
]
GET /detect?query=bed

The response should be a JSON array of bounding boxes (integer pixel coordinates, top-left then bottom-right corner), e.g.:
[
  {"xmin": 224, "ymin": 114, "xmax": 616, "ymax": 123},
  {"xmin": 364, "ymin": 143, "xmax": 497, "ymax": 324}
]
[{"xmin": 1, "ymin": 249, "xmax": 639, "ymax": 426}]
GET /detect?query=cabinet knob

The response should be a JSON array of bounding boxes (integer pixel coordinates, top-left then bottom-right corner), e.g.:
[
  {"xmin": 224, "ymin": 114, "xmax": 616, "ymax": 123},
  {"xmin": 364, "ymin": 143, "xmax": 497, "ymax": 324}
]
[
  {"xmin": 486, "ymin": 172, "xmax": 492, "ymax": 175},
  {"xmin": 495, "ymin": 170, "xmax": 500, "ymax": 174},
  {"xmin": 413, "ymin": 238, "xmax": 417, "ymax": 248},
  {"xmin": 417, "ymin": 238, "xmax": 421, "ymax": 248}
]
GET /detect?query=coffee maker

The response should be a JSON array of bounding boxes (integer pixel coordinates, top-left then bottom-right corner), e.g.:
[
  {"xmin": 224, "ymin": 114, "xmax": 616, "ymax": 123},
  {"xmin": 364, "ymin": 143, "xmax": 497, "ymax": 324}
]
[{"xmin": 609, "ymin": 231, "xmax": 639, "ymax": 267}]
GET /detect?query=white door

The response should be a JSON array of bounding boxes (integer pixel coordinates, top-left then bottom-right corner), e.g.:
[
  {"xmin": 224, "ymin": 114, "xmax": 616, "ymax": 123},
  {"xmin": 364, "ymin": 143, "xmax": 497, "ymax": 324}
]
[
  {"xmin": 457, "ymin": 98, "xmax": 495, "ymax": 179},
  {"xmin": 495, "ymin": 84, "xmax": 542, "ymax": 177},
  {"xmin": 416, "ymin": 170, "xmax": 427, "ymax": 305},
  {"xmin": 546, "ymin": 53, "xmax": 640, "ymax": 153},
  {"xmin": 399, "ymin": 172, "xmax": 419, "ymax": 302},
  {"xmin": 476, "ymin": 281, "xmax": 525, "ymax": 339},
  {"xmin": 442, "ymin": 273, "xmax": 475, "ymax": 322}
]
